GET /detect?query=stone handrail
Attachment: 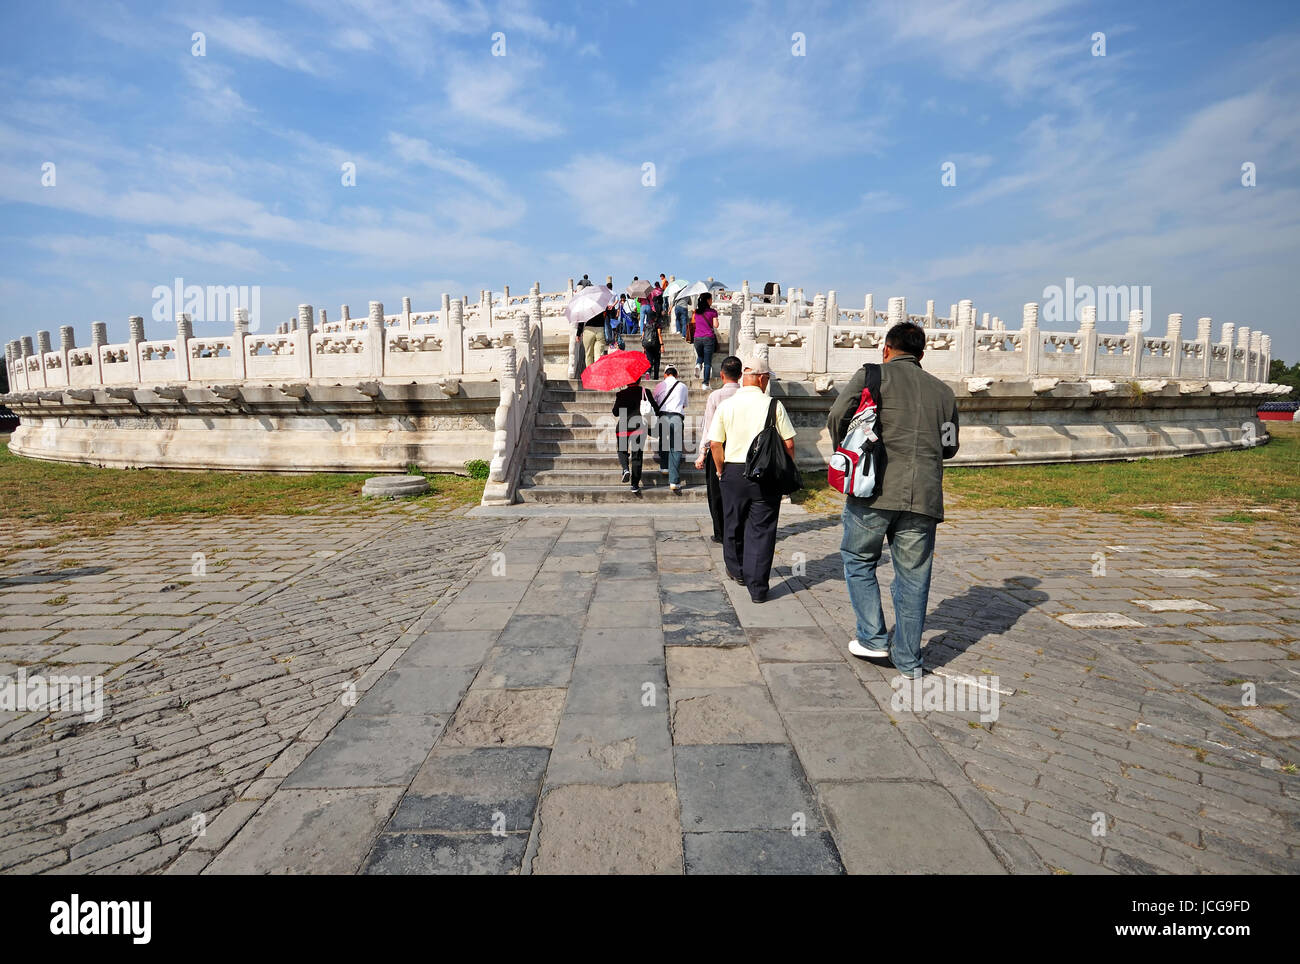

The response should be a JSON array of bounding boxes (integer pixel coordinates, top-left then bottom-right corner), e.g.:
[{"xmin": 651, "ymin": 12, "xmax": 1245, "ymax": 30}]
[
  {"xmin": 731, "ymin": 297, "xmax": 1276, "ymax": 388},
  {"xmin": 482, "ymin": 291, "xmax": 546, "ymax": 505},
  {"xmin": 5, "ymin": 282, "xmax": 1280, "ymax": 395}
]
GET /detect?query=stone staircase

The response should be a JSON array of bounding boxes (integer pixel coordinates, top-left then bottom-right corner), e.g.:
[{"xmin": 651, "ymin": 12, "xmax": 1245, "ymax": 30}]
[{"xmin": 518, "ymin": 333, "xmax": 722, "ymax": 504}]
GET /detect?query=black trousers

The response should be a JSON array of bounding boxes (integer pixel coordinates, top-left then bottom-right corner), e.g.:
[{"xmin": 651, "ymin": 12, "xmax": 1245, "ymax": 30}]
[
  {"xmin": 643, "ymin": 342, "xmax": 661, "ymax": 379},
  {"xmin": 617, "ymin": 432, "xmax": 644, "ymax": 486},
  {"xmin": 704, "ymin": 455, "xmax": 724, "ymax": 541},
  {"xmin": 720, "ymin": 462, "xmax": 781, "ymax": 598}
]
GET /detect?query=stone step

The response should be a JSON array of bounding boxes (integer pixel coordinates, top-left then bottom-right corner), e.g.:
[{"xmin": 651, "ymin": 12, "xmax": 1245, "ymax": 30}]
[
  {"xmin": 516, "ymin": 483, "xmax": 707, "ymax": 504},
  {"xmin": 540, "ymin": 412, "xmax": 710, "ymax": 428},
  {"xmin": 538, "ymin": 398, "xmax": 713, "ymax": 414},
  {"xmin": 528, "ymin": 438, "xmax": 708, "ymax": 455},
  {"xmin": 532, "ymin": 424, "xmax": 707, "ymax": 441},
  {"xmin": 523, "ymin": 456, "xmax": 705, "ymax": 474},
  {"xmin": 544, "ymin": 383, "xmax": 713, "ymax": 400},
  {"xmin": 521, "ymin": 467, "xmax": 705, "ymax": 487}
]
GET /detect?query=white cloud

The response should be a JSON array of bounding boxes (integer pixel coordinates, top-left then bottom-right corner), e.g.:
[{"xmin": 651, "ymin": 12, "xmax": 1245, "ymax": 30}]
[
  {"xmin": 547, "ymin": 154, "xmax": 674, "ymax": 241},
  {"xmin": 204, "ymin": 15, "xmax": 322, "ymax": 75}
]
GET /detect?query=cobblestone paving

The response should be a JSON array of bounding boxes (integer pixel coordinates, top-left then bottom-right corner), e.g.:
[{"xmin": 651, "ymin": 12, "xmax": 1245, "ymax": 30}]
[
  {"xmin": 0, "ymin": 507, "xmax": 515, "ymax": 873},
  {"xmin": 3, "ymin": 505, "xmax": 1297, "ymax": 874},
  {"xmin": 780, "ymin": 510, "xmax": 1300, "ymax": 874}
]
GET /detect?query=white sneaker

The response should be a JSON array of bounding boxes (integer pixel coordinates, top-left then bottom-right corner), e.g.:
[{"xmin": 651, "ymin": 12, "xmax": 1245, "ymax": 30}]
[{"xmin": 848, "ymin": 639, "xmax": 890, "ymax": 659}]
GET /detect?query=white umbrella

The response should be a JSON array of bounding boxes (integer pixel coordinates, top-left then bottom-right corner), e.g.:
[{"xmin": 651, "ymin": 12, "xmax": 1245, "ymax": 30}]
[
  {"xmin": 673, "ymin": 281, "xmax": 710, "ymax": 306},
  {"xmin": 663, "ymin": 278, "xmax": 689, "ymax": 305},
  {"xmin": 563, "ymin": 285, "xmax": 615, "ymax": 325}
]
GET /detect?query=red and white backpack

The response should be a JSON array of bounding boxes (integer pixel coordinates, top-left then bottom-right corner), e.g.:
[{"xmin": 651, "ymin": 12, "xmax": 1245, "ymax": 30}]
[{"xmin": 827, "ymin": 363, "xmax": 883, "ymax": 498}]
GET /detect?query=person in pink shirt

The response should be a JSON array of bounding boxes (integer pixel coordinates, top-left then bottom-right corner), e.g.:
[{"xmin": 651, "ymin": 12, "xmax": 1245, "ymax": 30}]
[{"xmin": 692, "ymin": 292, "xmax": 720, "ymax": 388}]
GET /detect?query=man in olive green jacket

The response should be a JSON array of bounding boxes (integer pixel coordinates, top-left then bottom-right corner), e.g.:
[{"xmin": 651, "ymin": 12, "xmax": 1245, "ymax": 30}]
[{"xmin": 826, "ymin": 321, "xmax": 959, "ymax": 678}]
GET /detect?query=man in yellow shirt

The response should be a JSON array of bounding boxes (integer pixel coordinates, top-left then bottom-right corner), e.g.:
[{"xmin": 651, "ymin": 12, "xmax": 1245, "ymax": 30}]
[{"xmin": 708, "ymin": 357, "xmax": 796, "ymax": 603}]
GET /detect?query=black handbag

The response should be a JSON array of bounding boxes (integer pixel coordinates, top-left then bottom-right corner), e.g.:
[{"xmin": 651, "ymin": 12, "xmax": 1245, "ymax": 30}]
[{"xmin": 744, "ymin": 398, "xmax": 803, "ymax": 495}]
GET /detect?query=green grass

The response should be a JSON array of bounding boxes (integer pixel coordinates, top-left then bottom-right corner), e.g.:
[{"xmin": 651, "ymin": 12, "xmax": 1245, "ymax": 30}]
[
  {"xmin": 796, "ymin": 422, "xmax": 1300, "ymax": 524},
  {"xmin": 0, "ymin": 434, "xmax": 484, "ymax": 548}
]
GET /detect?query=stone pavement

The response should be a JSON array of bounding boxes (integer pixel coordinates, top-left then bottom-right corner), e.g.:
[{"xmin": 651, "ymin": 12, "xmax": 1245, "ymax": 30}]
[
  {"xmin": 2, "ymin": 503, "xmax": 1298, "ymax": 874},
  {"xmin": 0, "ymin": 506, "xmax": 514, "ymax": 873}
]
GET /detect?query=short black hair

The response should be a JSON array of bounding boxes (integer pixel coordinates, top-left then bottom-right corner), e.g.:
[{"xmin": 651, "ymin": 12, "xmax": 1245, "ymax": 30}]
[
  {"xmin": 719, "ymin": 355, "xmax": 743, "ymax": 381},
  {"xmin": 664, "ymin": 366, "xmax": 677, "ymax": 376},
  {"xmin": 885, "ymin": 322, "xmax": 926, "ymax": 356}
]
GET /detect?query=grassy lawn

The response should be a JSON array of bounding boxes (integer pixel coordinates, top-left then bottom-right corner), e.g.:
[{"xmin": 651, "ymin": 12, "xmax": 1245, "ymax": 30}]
[
  {"xmin": 0, "ymin": 435, "xmax": 485, "ymax": 550},
  {"xmin": 794, "ymin": 421, "xmax": 1300, "ymax": 527}
]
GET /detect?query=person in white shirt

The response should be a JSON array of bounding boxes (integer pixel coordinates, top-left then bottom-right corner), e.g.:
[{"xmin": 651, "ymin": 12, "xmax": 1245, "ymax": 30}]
[
  {"xmin": 652, "ymin": 366, "xmax": 689, "ymax": 493},
  {"xmin": 708, "ymin": 357, "xmax": 796, "ymax": 602}
]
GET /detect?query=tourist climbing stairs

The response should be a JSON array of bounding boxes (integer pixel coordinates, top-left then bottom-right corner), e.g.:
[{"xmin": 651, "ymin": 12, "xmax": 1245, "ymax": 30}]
[{"xmin": 517, "ymin": 333, "xmax": 725, "ymax": 504}]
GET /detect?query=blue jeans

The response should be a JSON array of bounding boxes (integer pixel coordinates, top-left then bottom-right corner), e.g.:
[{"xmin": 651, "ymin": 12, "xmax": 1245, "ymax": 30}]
[
  {"xmin": 674, "ymin": 304, "xmax": 689, "ymax": 337},
  {"xmin": 657, "ymin": 412, "xmax": 683, "ymax": 484},
  {"xmin": 840, "ymin": 500, "xmax": 937, "ymax": 677},
  {"xmin": 694, "ymin": 336, "xmax": 716, "ymax": 383}
]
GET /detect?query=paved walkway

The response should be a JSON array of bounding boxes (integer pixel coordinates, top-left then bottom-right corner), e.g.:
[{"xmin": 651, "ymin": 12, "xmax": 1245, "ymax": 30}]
[{"xmin": 1, "ymin": 504, "xmax": 1297, "ymax": 874}]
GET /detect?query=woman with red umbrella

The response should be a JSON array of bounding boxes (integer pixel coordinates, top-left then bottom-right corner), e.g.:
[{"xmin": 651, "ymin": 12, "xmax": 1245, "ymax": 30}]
[
  {"xmin": 612, "ymin": 379, "xmax": 660, "ymax": 493},
  {"xmin": 582, "ymin": 348, "xmax": 659, "ymax": 494}
]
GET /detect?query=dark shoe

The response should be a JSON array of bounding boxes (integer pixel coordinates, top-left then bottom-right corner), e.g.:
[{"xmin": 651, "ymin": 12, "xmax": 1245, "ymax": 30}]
[
  {"xmin": 711, "ymin": 536, "xmax": 723, "ymax": 544},
  {"xmin": 750, "ymin": 591, "xmax": 768, "ymax": 604},
  {"xmin": 727, "ymin": 571, "xmax": 744, "ymax": 585},
  {"xmin": 621, "ymin": 470, "xmax": 631, "ymax": 483}
]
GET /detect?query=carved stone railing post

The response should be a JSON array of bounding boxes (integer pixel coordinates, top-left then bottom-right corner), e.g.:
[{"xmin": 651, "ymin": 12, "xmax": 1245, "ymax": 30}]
[
  {"xmin": 741, "ymin": 279, "xmax": 751, "ymax": 313},
  {"xmin": 362, "ymin": 301, "xmax": 383, "ymax": 379},
  {"xmin": 1236, "ymin": 326, "xmax": 1251, "ymax": 382},
  {"xmin": 864, "ymin": 293, "xmax": 874, "ymax": 325},
  {"xmin": 811, "ymin": 314, "xmax": 829, "ymax": 375},
  {"xmin": 89, "ymin": 322, "xmax": 107, "ymax": 385},
  {"xmin": 1127, "ymin": 309, "xmax": 1144, "ymax": 377},
  {"xmin": 959, "ymin": 303, "xmax": 976, "ymax": 374},
  {"xmin": 1249, "ymin": 330, "xmax": 1263, "ymax": 382},
  {"xmin": 35, "ymin": 330, "xmax": 52, "ymax": 388},
  {"xmin": 1022, "ymin": 303, "xmax": 1040, "ymax": 376},
  {"xmin": 888, "ymin": 296, "xmax": 905, "ymax": 326},
  {"xmin": 925, "ymin": 300, "xmax": 936, "ymax": 327},
  {"xmin": 126, "ymin": 315, "xmax": 144, "ymax": 383},
  {"xmin": 447, "ymin": 298, "xmax": 465, "ymax": 376},
  {"xmin": 232, "ymin": 307, "xmax": 249, "ymax": 380},
  {"xmin": 485, "ymin": 345, "xmax": 518, "ymax": 489},
  {"xmin": 1195, "ymin": 316, "xmax": 1212, "ymax": 378},
  {"xmin": 739, "ymin": 308, "xmax": 757, "ymax": 362},
  {"xmin": 1261, "ymin": 335, "xmax": 1272, "ymax": 382},
  {"xmin": 1220, "ymin": 323, "xmax": 1235, "ymax": 381},
  {"xmin": 1166, "ymin": 313, "xmax": 1183, "ymax": 378},
  {"xmin": 174, "ymin": 313, "xmax": 193, "ymax": 381},
  {"xmin": 402, "ymin": 296, "xmax": 412, "ymax": 331},
  {"xmin": 786, "ymin": 287, "xmax": 799, "ymax": 326},
  {"xmin": 825, "ymin": 290, "xmax": 838, "ymax": 328},
  {"xmin": 339, "ymin": 304, "xmax": 351, "ymax": 330}
]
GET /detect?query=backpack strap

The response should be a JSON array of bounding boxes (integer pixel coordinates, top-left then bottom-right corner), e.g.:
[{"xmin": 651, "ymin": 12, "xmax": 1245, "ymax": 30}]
[{"xmin": 863, "ymin": 362, "xmax": 882, "ymax": 406}]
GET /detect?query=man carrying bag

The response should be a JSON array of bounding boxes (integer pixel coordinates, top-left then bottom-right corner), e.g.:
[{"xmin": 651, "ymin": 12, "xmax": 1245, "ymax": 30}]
[
  {"xmin": 709, "ymin": 357, "xmax": 798, "ymax": 603},
  {"xmin": 826, "ymin": 321, "xmax": 959, "ymax": 678}
]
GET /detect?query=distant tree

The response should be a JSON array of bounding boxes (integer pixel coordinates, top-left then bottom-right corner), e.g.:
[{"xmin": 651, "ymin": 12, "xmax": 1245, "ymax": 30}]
[{"xmin": 1268, "ymin": 359, "xmax": 1300, "ymax": 398}]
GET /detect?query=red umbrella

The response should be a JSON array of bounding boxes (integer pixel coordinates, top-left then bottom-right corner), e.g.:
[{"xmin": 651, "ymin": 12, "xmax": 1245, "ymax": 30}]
[{"xmin": 581, "ymin": 349, "xmax": 650, "ymax": 391}]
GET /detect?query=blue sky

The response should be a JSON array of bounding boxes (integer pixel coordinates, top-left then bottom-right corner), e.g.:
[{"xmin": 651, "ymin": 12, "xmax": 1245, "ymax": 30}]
[{"xmin": 2, "ymin": 0, "xmax": 1299, "ymax": 360}]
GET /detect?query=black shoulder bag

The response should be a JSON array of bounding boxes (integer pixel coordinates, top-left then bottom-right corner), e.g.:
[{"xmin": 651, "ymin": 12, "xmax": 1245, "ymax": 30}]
[{"xmin": 744, "ymin": 398, "xmax": 803, "ymax": 495}]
